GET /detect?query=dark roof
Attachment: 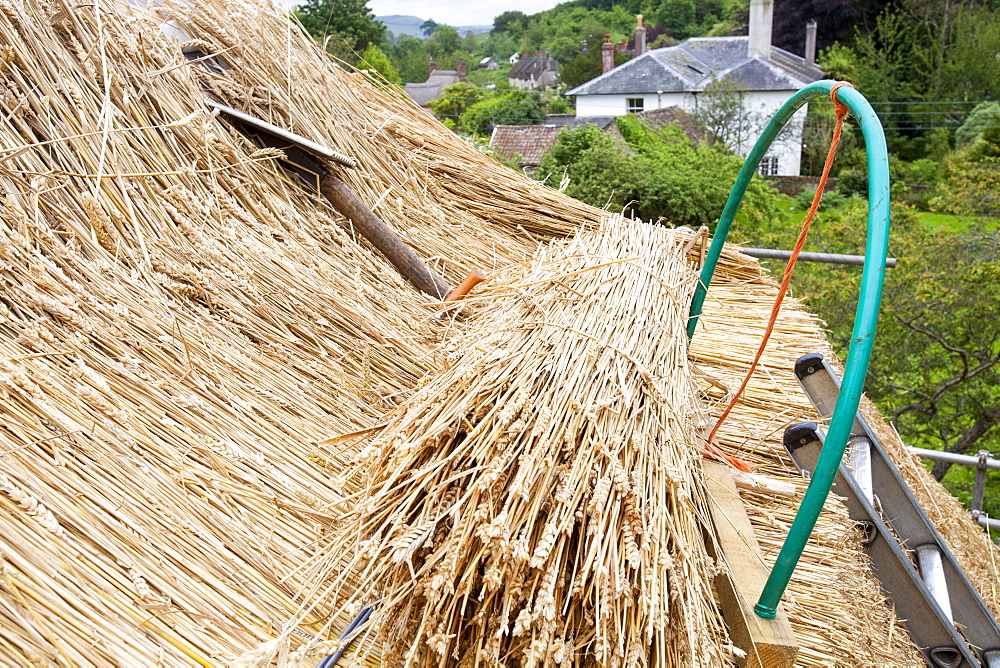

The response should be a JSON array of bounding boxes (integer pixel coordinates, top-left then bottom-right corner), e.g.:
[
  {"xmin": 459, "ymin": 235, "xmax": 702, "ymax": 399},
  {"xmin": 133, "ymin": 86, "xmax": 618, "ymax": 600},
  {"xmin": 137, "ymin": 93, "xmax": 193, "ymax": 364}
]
[
  {"xmin": 404, "ymin": 70, "xmax": 462, "ymax": 107},
  {"xmin": 566, "ymin": 36, "xmax": 822, "ymax": 96},
  {"xmin": 509, "ymin": 56, "xmax": 559, "ymax": 81}
]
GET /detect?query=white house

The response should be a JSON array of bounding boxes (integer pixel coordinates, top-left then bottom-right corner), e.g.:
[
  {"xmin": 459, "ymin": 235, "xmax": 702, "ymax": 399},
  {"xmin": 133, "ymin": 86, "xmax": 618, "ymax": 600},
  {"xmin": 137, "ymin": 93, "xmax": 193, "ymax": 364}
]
[{"xmin": 565, "ymin": 1, "xmax": 822, "ymax": 176}]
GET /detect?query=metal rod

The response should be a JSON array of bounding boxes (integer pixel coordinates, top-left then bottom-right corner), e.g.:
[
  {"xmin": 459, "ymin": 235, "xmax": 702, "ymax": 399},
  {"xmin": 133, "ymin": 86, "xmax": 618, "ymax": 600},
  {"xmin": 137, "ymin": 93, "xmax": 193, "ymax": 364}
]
[
  {"xmin": 740, "ymin": 247, "xmax": 898, "ymax": 268},
  {"xmin": 906, "ymin": 447, "xmax": 1000, "ymax": 471},
  {"xmin": 970, "ymin": 511, "xmax": 1000, "ymax": 532},
  {"xmin": 916, "ymin": 544, "xmax": 954, "ymax": 623}
]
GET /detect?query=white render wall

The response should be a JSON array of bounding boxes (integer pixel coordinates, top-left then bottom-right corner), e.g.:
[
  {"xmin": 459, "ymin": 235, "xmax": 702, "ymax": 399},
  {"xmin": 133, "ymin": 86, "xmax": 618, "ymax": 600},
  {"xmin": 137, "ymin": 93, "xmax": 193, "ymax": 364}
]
[{"xmin": 573, "ymin": 90, "xmax": 807, "ymax": 176}]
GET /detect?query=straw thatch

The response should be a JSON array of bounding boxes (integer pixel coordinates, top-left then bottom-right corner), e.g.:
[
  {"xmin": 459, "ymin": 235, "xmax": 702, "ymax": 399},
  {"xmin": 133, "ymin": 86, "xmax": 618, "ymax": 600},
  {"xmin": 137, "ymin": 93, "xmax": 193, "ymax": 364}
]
[{"xmin": 0, "ymin": 0, "xmax": 993, "ymax": 666}]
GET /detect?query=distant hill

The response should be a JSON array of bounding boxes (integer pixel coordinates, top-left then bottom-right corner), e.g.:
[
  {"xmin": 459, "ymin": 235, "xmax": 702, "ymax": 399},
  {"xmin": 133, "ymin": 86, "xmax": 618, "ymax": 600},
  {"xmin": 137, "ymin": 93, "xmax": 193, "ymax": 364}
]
[{"xmin": 377, "ymin": 15, "xmax": 492, "ymax": 38}]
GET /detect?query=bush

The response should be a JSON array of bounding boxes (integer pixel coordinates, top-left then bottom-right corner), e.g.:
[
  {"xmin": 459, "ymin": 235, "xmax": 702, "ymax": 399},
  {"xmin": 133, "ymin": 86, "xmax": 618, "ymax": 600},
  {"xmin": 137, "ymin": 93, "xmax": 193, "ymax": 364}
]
[
  {"xmin": 955, "ymin": 102, "xmax": 1000, "ymax": 150},
  {"xmin": 931, "ymin": 156, "xmax": 1000, "ymax": 218},
  {"xmin": 537, "ymin": 116, "xmax": 780, "ymax": 228},
  {"xmin": 459, "ymin": 93, "xmax": 547, "ymax": 135}
]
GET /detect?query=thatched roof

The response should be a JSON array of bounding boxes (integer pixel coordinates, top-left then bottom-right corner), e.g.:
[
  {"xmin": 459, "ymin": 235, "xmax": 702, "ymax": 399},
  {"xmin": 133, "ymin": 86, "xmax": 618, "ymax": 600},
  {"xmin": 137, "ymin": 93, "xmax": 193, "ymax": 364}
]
[{"xmin": 0, "ymin": 0, "xmax": 993, "ymax": 666}]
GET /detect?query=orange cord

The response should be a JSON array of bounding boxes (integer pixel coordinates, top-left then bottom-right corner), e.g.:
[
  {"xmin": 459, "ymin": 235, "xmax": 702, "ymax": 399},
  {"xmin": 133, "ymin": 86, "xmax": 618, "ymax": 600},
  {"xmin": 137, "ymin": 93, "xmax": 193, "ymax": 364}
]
[{"xmin": 702, "ymin": 82, "xmax": 854, "ymax": 472}]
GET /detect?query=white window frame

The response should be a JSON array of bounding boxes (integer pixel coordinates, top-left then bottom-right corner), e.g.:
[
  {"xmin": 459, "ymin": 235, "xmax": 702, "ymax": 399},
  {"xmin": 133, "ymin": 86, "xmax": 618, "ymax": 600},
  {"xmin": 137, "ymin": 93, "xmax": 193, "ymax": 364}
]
[
  {"xmin": 626, "ymin": 97, "xmax": 644, "ymax": 114},
  {"xmin": 758, "ymin": 155, "xmax": 779, "ymax": 176}
]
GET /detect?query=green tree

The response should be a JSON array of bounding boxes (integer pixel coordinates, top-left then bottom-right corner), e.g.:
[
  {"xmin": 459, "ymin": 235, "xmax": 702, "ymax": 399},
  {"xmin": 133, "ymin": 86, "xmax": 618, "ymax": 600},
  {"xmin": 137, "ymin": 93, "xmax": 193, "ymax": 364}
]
[
  {"xmin": 429, "ymin": 82, "xmax": 492, "ymax": 124},
  {"xmin": 493, "ymin": 11, "xmax": 529, "ymax": 34},
  {"xmin": 385, "ymin": 36, "xmax": 431, "ymax": 83},
  {"xmin": 295, "ymin": 0, "xmax": 385, "ymax": 57},
  {"xmin": 955, "ymin": 102, "xmax": 1000, "ymax": 151},
  {"xmin": 426, "ymin": 25, "xmax": 462, "ymax": 60},
  {"xmin": 648, "ymin": 0, "xmax": 698, "ymax": 39},
  {"xmin": 420, "ymin": 19, "xmax": 438, "ymax": 37},
  {"xmin": 359, "ymin": 44, "xmax": 400, "ymax": 84},
  {"xmin": 739, "ymin": 200, "xmax": 1000, "ymax": 518},
  {"xmin": 459, "ymin": 91, "xmax": 549, "ymax": 135}
]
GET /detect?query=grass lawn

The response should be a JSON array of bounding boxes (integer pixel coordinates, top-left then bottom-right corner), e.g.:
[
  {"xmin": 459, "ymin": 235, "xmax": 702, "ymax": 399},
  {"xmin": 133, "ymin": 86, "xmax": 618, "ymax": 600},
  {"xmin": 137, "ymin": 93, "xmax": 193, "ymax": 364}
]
[{"xmin": 914, "ymin": 210, "xmax": 998, "ymax": 232}]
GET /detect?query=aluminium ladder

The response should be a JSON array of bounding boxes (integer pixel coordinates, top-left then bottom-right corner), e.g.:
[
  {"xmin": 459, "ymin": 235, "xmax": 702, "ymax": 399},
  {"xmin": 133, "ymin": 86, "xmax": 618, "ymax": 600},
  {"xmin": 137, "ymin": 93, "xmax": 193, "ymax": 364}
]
[{"xmin": 783, "ymin": 353, "xmax": 1000, "ymax": 668}]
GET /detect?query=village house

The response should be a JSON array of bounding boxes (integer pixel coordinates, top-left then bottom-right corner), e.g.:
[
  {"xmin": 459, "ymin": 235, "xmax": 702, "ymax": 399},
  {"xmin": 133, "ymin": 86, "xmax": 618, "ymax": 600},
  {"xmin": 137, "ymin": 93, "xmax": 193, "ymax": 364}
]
[
  {"xmin": 404, "ymin": 60, "xmax": 467, "ymax": 107},
  {"xmin": 566, "ymin": 1, "xmax": 822, "ymax": 175},
  {"xmin": 508, "ymin": 50, "xmax": 560, "ymax": 91}
]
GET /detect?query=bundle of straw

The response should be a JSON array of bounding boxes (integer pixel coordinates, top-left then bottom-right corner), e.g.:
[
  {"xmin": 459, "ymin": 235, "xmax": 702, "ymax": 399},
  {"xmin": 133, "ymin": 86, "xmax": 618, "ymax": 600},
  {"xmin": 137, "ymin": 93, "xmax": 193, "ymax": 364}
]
[{"xmin": 299, "ymin": 220, "xmax": 734, "ymax": 667}]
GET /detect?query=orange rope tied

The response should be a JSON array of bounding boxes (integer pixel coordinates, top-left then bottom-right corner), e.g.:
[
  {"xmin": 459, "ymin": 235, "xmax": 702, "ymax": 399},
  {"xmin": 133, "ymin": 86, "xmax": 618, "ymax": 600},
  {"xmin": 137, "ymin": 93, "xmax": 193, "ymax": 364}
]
[{"xmin": 702, "ymin": 82, "xmax": 854, "ymax": 471}]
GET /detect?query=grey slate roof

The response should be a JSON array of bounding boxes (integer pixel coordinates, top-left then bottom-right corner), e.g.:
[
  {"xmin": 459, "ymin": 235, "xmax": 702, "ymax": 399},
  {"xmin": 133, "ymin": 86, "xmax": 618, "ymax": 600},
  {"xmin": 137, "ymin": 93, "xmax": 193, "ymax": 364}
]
[
  {"xmin": 404, "ymin": 70, "xmax": 462, "ymax": 107},
  {"xmin": 509, "ymin": 56, "xmax": 559, "ymax": 82},
  {"xmin": 566, "ymin": 36, "xmax": 822, "ymax": 96}
]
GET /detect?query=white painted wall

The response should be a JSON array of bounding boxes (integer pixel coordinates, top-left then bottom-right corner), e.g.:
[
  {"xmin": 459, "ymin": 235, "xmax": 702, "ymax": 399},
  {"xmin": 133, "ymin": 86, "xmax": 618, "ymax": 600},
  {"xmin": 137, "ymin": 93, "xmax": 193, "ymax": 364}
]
[{"xmin": 574, "ymin": 89, "xmax": 807, "ymax": 176}]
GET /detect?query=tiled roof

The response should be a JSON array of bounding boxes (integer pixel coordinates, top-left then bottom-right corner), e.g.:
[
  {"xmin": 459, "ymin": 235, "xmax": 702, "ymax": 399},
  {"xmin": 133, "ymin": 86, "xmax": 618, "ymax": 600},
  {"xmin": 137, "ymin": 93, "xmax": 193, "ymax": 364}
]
[
  {"xmin": 566, "ymin": 36, "xmax": 822, "ymax": 96},
  {"xmin": 489, "ymin": 124, "xmax": 563, "ymax": 165}
]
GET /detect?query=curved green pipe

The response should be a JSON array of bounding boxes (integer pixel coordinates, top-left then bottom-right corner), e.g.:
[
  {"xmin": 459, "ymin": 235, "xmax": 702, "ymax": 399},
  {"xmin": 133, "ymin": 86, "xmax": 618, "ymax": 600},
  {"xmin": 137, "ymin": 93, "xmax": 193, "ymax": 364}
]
[{"xmin": 685, "ymin": 80, "xmax": 890, "ymax": 619}]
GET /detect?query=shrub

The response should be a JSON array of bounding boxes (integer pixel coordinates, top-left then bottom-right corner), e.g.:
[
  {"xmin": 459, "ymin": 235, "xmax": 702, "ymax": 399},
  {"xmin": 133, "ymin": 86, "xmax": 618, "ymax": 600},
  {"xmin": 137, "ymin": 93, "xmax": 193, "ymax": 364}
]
[{"xmin": 537, "ymin": 116, "xmax": 780, "ymax": 228}]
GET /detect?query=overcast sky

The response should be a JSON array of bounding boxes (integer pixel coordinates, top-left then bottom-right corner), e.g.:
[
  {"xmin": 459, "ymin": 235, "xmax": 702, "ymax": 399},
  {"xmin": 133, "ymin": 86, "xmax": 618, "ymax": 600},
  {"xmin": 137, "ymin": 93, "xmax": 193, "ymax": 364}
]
[{"xmin": 367, "ymin": 0, "xmax": 561, "ymax": 29}]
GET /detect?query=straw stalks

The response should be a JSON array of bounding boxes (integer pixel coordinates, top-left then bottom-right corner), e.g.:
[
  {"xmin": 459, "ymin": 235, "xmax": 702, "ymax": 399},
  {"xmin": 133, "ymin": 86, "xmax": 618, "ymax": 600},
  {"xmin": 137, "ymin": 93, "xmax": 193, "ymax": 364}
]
[{"xmin": 298, "ymin": 220, "xmax": 732, "ymax": 667}]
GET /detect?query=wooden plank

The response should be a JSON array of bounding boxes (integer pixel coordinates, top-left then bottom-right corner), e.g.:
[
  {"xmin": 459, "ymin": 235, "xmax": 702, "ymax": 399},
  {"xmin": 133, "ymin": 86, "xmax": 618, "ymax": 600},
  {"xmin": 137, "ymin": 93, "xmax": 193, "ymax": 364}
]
[{"xmin": 702, "ymin": 460, "xmax": 798, "ymax": 668}]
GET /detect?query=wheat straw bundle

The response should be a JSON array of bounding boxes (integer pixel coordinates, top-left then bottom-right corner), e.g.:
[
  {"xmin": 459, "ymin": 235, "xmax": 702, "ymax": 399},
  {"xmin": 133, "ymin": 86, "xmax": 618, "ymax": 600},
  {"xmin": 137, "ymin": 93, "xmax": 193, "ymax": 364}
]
[{"xmin": 295, "ymin": 220, "xmax": 733, "ymax": 667}]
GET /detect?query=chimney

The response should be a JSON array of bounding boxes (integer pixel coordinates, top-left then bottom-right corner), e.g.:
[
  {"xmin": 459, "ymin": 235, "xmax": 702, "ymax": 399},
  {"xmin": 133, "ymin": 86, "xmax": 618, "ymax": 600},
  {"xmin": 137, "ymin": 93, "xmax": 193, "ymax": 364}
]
[
  {"xmin": 616, "ymin": 40, "xmax": 626, "ymax": 52},
  {"xmin": 805, "ymin": 19, "xmax": 817, "ymax": 65},
  {"xmin": 456, "ymin": 59, "xmax": 467, "ymax": 81},
  {"xmin": 601, "ymin": 34, "xmax": 614, "ymax": 73},
  {"xmin": 748, "ymin": 0, "xmax": 773, "ymax": 58},
  {"xmin": 428, "ymin": 60, "xmax": 437, "ymax": 73},
  {"xmin": 522, "ymin": 50, "xmax": 529, "ymax": 58},
  {"xmin": 634, "ymin": 14, "xmax": 646, "ymax": 57}
]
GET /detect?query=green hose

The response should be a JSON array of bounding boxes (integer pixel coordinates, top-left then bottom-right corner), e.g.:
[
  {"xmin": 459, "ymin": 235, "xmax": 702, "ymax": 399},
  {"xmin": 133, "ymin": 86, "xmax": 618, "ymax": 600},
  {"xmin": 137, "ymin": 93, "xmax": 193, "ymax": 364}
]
[{"xmin": 686, "ymin": 80, "xmax": 890, "ymax": 619}]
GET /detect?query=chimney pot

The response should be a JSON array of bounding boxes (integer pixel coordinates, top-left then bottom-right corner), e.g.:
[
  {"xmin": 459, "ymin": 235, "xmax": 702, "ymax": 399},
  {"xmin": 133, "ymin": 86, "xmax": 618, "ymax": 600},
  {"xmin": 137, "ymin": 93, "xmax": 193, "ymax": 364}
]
[
  {"xmin": 805, "ymin": 19, "xmax": 818, "ymax": 64},
  {"xmin": 748, "ymin": 0, "xmax": 773, "ymax": 58},
  {"xmin": 456, "ymin": 59, "xmax": 467, "ymax": 81},
  {"xmin": 428, "ymin": 60, "xmax": 437, "ymax": 73}
]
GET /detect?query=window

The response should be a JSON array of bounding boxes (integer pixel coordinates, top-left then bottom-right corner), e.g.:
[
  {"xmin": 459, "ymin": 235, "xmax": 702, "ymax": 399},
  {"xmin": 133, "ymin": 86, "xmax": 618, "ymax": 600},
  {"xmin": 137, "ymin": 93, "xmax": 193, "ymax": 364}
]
[
  {"xmin": 759, "ymin": 156, "xmax": 779, "ymax": 176},
  {"xmin": 626, "ymin": 97, "xmax": 644, "ymax": 114}
]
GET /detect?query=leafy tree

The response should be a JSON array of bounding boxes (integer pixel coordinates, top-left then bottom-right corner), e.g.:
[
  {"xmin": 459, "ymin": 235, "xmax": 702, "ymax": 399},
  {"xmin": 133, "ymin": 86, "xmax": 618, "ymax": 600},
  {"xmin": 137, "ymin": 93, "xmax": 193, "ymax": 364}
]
[
  {"xmin": 771, "ymin": 0, "xmax": 892, "ymax": 57},
  {"xmin": 420, "ymin": 19, "xmax": 438, "ymax": 37},
  {"xmin": 389, "ymin": 38, "xmax": 431, "ymax": 83},
  {"xmin": 647, "ymin": 0, "xmax": 698, "ymax": 39},
  {"xmin": 429, "ymin": 82, "xmax": 492, "ymax": 124},
  {"xmin": 359, "ymin": 44, "xmax": 400, "ymax": 84},
  {"xmin": 295, "ymin": 0, "xmax": 385, "ymax": 56},
  {"xmin": 493, "ymin": 11, "xmax": 529, "ymax": 34},
  {"xmin": 426, "ymin": 25, "xmax": 462, "ymax": 60},
  {"xmin": 955, "ymin": 102, "xmax": 1000, "ymax": 151},
  {"xmin": 693, "ymin": 78, "xmax": 767, "ymax": 156},
  {"xmin": 739, "ymin": 199, "xmax": 1000, "ymax": 517},
  {"xmin": 459, "ymin": 91, "xmax": 549, "ymax": 135}
]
